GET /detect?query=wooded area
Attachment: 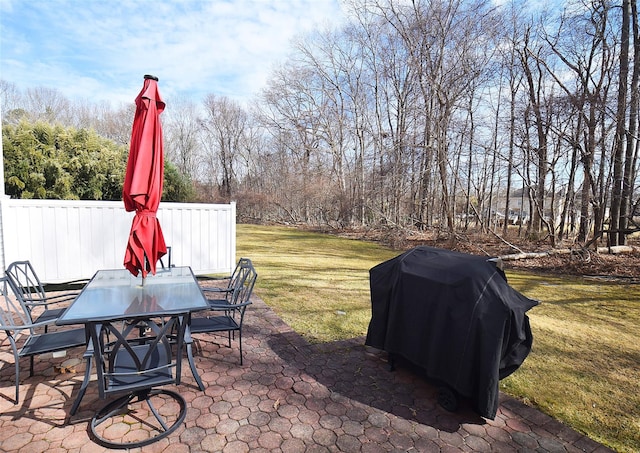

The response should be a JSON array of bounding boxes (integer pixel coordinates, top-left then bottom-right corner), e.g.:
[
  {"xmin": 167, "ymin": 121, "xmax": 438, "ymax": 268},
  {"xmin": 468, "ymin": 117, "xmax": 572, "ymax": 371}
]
[{"xmin": 2, "ymin": 0, "xmax": 638, "ymax": 248}]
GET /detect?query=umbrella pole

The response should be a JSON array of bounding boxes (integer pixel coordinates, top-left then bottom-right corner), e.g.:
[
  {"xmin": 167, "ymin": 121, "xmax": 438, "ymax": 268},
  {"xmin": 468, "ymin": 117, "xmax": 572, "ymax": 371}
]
[{"xmin": 142, "ymin": 253, "xmax": 148, "ymax": 286}]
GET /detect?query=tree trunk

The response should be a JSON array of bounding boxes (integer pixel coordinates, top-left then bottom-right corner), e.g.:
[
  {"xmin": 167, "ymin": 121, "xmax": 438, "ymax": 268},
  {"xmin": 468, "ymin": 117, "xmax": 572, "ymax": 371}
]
[
  {"xmin": 620, "ymin": 0, "xmax": 639, "ymax": 241},
  {"xmin": 609, "ymin": 0, "xmax": 631, "ymax": 246}
]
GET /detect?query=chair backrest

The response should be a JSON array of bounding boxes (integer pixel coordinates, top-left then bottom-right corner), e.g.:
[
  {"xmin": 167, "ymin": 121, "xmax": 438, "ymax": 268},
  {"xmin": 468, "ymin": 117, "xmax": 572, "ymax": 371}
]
[
  {"xmin": 229, "ymin": 258, "xmax": 252, "ymax": 288},
  {"xmin": 158, "ymin": 246, "xmax": 174, "ymax": 269},
  {"xmin": 231, "ymin": 259, "xmax": 258, "ymax": 306},
  {"xmin": 217, "ymin": 258, "xmax": 252, "ymax": 303},
  {"xmin": 0, "ymin": 276, "xmax": 35, "ymax": 336},
  {"xmin": 5, "ymin": 261, "xmax": 47, "ymax": 305},
  {"xmin": 90, "ymin": 315, "xmax": 186, "ymax": 399}
]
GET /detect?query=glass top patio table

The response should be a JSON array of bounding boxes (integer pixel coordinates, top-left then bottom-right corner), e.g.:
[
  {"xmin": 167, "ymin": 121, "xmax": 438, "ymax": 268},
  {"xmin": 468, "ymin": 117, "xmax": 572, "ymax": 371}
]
[
  {"xmin": 57, "ymin": 266, "xmax": 209, "ymax": 325},
  {"xmin": 56, "ymin": 266, "xmax": 209, "ymax": 416}
]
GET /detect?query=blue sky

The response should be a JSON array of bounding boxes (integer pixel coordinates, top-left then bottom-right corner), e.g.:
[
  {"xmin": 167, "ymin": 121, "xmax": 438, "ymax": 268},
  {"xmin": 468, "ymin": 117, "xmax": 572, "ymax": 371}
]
[{"xmin": 0, "ymin": 0, "xmax": 345, "ymax": 106}]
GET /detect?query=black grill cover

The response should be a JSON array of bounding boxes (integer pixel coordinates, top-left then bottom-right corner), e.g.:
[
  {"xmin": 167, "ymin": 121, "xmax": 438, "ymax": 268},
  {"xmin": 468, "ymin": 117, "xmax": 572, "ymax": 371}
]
[{"xmin": 365, "ymin": 246, "xmax": 538, "ymax": 419}]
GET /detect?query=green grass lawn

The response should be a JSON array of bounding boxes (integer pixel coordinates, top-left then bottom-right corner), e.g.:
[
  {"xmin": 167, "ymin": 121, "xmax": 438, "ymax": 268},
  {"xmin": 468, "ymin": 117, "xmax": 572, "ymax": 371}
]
[{"xmin": 237, "ymin": 224, "xmax": 640, "ymax": 452}]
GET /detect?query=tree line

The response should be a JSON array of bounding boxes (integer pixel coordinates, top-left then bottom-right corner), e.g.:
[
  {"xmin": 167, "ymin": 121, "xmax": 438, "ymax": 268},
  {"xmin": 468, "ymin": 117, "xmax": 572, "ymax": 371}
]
[{"xmin": 1, "ymin": 0, "xmax": 638, "ymax": 248}]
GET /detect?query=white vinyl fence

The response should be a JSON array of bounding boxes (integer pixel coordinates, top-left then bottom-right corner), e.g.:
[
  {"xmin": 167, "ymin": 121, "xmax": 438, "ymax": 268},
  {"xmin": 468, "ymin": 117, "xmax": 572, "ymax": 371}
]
[{"xmin": 0, "ymin": 198, "xmax": 236, "ymax": 283}]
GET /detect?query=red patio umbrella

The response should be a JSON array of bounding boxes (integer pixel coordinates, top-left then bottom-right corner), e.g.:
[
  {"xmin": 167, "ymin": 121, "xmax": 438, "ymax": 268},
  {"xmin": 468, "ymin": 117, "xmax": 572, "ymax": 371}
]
[{"xmin": 123, "ymin": 75, "xmax": 167, "ymax": 278}]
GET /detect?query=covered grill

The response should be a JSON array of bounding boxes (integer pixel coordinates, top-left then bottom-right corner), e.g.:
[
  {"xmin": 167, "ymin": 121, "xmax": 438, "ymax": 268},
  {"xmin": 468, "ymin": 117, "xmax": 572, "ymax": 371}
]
[{"xmin": 365, "ymin": 246, "xmax": 538, "ymax": 419}]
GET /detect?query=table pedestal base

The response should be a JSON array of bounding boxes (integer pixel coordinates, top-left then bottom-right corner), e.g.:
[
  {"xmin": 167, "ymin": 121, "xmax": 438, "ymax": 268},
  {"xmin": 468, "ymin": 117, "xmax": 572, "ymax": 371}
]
[{"xmin": 89, "ymin": 389, "xmax": 187, "ymax": 449}]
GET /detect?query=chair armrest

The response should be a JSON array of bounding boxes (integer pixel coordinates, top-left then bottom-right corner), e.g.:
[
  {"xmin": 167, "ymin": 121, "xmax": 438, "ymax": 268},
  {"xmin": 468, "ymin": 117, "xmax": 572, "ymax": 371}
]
[
  {"xmin": 62, "ymin": 278, "xmax": 89, "ymax": 286},
  {"xmin": 43, "ymin": 291, "xmax": 80, "ymax": 300},
  {"xmin": 24, "ymin": 293, "xmax": 78, "ymax": 307},
  {"xmin": 208, "ymin": 301, "xmax": 253, "ymax": 311},
  {"xmin": 45, "ymin": 279, "xmax": 89, "ymax": 290},
  {"xmin": 0, "ymin": 317, "xmax": 59, "ymax": 331},
  {"xmin": 202, "ymin": 287, "xmax": 232, "ymax": 294}
]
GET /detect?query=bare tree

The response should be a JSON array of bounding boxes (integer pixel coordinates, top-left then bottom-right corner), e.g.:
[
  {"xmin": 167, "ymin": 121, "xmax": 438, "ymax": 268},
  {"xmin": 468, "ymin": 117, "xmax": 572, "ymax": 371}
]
[
  {"xmin": 497, "ymin": 2, "xmax": 526, "ymax": 237},
  {"xmin": 621, "ymin": 0, "xmax": 640, "ymax": 236},
  {"xmin": 201, "ymin": 94, "xmax": 248, "ymax": 199},
  {"xmin": 518, "ymin": 25, "xmax": 552, "ymax": 236},
  {"xmin": 164, "ymin": 99, "xmax": 202, "ymax": 180},
  {"xmin": 24, "ymin": 86, "xmax": 72, "ymax": 124},
  {"xmin": 371, "ymin": 0, "xmax": 500, "ymax": 234},
  {"xmin": 258, "ymin": 61, "xmax": 328, "ymax": 222},
  {"xmin": 611, "ymin": 0, "xmax": 639, "ymax": 245},
  {"xmin": 0, "ymin": 79, "xmax": 24, "ymax": 123}
]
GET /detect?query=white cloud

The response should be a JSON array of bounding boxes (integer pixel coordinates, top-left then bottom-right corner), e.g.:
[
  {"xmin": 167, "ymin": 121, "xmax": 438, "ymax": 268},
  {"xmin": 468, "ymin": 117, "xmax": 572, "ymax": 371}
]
[{"xmin": 0, "ymin": 0, "xmax": 344, "ymax": 107}]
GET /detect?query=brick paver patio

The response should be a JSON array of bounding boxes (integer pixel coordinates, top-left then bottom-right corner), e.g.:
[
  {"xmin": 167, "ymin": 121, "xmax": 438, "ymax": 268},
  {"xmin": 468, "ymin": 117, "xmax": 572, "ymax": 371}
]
[{"xmin": 0, "ymin": 293, "xmax": 614, "ymax": 452}]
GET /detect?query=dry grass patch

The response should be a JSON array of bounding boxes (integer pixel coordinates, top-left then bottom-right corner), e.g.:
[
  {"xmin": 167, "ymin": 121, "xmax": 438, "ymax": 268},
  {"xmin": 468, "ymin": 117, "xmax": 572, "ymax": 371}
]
[
  {"xmin": 503, "ymin": 272, "xmax": 640, "ymax": 453},
  {"xmin": 238, "ymin": 224, "xmax": 397, "ymax": 342}
]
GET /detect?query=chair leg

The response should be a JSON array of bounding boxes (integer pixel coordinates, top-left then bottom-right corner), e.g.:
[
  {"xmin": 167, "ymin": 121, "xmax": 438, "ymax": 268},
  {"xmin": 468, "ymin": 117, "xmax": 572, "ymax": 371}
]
[
  {"xmin": 8, "ymin": 337, "xmax": 20, "ymax": 403},
  {"xmin": 14, "ymin": 358, "xmax": 20, "ymax": 404},
  {"xmin": 30, "ymin": 356, "xmax": 34, "ymax": 376},
  {"xmin": 186, "ymin": 342, "xmax": 205, "ymax": 391},
  {"xmin": 238, "ymin": 330, "xmax": 243, "ymax": 366}
]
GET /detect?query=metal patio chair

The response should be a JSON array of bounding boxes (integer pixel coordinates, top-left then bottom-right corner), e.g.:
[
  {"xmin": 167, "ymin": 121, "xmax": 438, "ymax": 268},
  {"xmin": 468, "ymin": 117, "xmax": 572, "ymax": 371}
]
[
  {"xmin": 5, "ymin": 260, "xmax": 87, "ymax": 330},
  {"xmin": 88, "ymin": 315, "xmax": 189, "ymax": 448},
  {"xmin": 0, "ymin": 276, "xmax": 86, "ymax": 404},
  {"xmin": 191, "ymin": 259, "xmax": 257, "ymax": 365}
]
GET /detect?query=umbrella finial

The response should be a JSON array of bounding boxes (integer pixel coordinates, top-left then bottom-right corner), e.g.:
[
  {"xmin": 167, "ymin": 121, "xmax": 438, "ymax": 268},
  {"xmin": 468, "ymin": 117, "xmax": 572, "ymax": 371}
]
[{"xmin": 144, "ymin": 74, "xmax": 159, "ymax": 81}]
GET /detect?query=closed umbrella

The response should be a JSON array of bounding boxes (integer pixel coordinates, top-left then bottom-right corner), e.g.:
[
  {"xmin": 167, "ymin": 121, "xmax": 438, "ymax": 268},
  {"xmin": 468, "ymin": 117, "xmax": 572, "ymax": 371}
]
[{"xmin": 123, "ymin": 75, "xmax": 167, "ymax": 279}]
